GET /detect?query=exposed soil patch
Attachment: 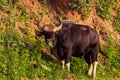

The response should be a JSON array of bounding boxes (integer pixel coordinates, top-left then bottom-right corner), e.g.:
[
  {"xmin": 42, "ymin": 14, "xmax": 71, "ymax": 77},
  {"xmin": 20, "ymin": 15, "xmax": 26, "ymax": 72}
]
[{"xmin": 15, "ymin": 0, "xmax": 120, "ymax": 45}]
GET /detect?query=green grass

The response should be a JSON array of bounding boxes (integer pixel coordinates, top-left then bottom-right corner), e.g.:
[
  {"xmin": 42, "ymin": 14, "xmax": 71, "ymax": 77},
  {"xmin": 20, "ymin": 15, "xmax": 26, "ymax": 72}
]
[
  {"xmin": 103, "ymin": 37, "xmax": 120, "ymax": 78},
  {"xmin": 0, "ymin": 0, "xmax": 120, "ymax": 80},
  {"xmin": 113, "ymin": 7, "xmax": 120, "ymax": 32},
  {"xmin": 0, "ymin": 23, "xmax": 120, "ymax": 80}
]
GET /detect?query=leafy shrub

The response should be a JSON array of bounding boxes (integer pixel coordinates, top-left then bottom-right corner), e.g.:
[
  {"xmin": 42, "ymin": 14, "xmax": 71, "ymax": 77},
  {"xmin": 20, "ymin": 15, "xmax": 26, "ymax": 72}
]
[
  {"xmin": 0, "ymin": 1, "xmax": 50, "ymax": 79},
  {"xmin": 0, "ymin": 26, "xmax": 48, "ymax": 79},
  {"xmin": 104, "ymin": 37, "xmax": 120, "ymax": 77},
  {"xmin": 0, "ymin": 0, "xmax": 120, "ymax": 79},
  {"xmin": 0, "ymin": 0, "xmax": 12, "ymax": 12},
  {"xmin": 95, "ymin": 0, "xmax": 117, "ymax": 20},
  {"xmin": 71, "ymin": 0, "xmax": 92, "ymax": 20},
  {"xmin": 17, "ymin": 5, "xmax": 30, "ymax": 21},
  {"xmin": 0, "ymin": 0, "xmax": 18, "ymax": 13},
  {"xmin": 113, "ymin": 7, "xmax": 120, "ymax": 32}
]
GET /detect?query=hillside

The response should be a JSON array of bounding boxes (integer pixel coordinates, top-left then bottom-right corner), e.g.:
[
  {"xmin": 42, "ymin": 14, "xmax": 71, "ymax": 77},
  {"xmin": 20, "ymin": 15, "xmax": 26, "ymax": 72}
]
[{"xmin": 0, "ymin": 0, "xmax": 120, "ymax": 80}]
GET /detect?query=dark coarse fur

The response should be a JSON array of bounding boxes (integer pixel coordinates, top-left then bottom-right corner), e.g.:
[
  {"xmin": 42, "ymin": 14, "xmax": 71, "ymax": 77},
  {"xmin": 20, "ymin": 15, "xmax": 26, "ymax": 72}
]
[
  {"xmin": 51, "ymin": 22, "xmax": 105, "ymax": 65},
  {"xmin": 38, "ymin": 20, "xmax": 105, "ymax": 75}
]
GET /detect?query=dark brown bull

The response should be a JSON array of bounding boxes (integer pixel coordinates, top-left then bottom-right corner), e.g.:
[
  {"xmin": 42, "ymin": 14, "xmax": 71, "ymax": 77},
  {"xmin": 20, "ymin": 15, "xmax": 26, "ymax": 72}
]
[{"xmin": 38, "ymin": 18, "xmax": 105, "ymax": 79}]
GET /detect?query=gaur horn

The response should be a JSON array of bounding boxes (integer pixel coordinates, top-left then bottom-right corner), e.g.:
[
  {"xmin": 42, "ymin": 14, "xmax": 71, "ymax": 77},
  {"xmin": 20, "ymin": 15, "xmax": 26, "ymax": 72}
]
[
  {"xmin": 37, "ymin": 22, "xmax": 44, "ymax": 31},
  {"xmin": 37, "ymin": 17, "xmax": 62, "ymax": 32},
  {"xmin": 37, "ymin": 22, "xmax": 54, "ymax": 32}
]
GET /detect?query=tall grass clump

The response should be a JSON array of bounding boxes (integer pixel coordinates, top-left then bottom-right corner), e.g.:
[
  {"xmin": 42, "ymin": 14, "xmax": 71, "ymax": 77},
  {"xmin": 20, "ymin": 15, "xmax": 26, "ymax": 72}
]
[
  {"xmin": 71, "ymin": 0, "xmax": 92, "ymax": 20},
  {"xmin": 0, "ymin": 26, "xmax": 51, "ymax": 79},
  {"xmin": 0, "ymin": 1, "xmax": 47, "ymax": 79},
  {"xmin": 0, "ymin": 0, "xmax": 12, "ymax": 12},
  {"xmin": 95, "ymin": 0, "xmax": 117, "ymax": 20},
  {"xmin": 104, "ymin": 37, "xmax": 120, "ymax": 78},
  {"xmin": 1, "ymin": 32, "xmax": 36, "ymax": 79},
  {"xmin": 0, "ymin": 0, "xmax": 18, "ymax": 13},
  {"xmin": 113, "ymin": 7, "xmax": 120, "ymax": 32}
]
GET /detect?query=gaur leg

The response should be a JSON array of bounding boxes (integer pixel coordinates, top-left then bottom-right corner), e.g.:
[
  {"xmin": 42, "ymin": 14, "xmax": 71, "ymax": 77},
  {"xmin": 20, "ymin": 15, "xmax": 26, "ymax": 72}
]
[
  {"xmin": 59, "ymin": 47, "xmax": 65, "ymax": 70},
  {"xmin": 51, "ymin": 46, "xmax": 65, "ymax": 70},
  {"xmin": 91, "ymin": 46, "xmax": 99, "ymax": 79},
  {"xmin": 64, "ymin": 49, "xmax": 72, "ymax": 71},
  {"xmin": 84, "ymin": 52, "xmax": 93, "ymax": 76},
  {"xmin": 60, "ymin": 55, "xmax": 65, "ymax": 70},
  {"xmin": 61, "ymin": 60, "xmax": 65, "ymax": 69},
  {"xmin": 93, "ymin": 61, "xmax": 98, "ymax": 79}
]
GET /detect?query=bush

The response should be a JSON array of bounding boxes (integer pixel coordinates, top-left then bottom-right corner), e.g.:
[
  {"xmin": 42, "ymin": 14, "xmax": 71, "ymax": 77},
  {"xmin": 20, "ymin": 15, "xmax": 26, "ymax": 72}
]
[
  {"xmin": 113, "ymin": 7, "xmax": 120, "ymax": 32},
  {"xmin": 0, "ymin": 0, "xmax": 120, "ymax": 79},
  {"xmin": 71, "ymin": 0, "xmax": 92, "ymax": 20},
  {"xmin": 95, "ymin": 0, "xmax": 117, "ymax": 20},
  {"xmin": 0, "ymin": 26, "xmax": 50, "ymax": 79},
  {"xmin": 104, "ymin": 37, "xmax": 120, "ymax": 77}
]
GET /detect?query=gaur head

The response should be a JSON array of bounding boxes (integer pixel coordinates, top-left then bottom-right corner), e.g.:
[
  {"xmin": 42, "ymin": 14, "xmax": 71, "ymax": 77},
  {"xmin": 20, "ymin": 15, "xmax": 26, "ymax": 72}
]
[
  {"xmin": 37, "ymin": 23, "xmax": 55, "ymax": 45},
  {"xmin": 37, "ymin": 17, "xmax": 73, "ymax": 45}
]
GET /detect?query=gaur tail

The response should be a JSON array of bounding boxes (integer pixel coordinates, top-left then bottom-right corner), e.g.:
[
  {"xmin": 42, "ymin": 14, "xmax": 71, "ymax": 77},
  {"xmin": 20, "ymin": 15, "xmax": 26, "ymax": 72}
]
[
  {"xmin": 99, "ymin": 45, "xmax": 107, "ymax": 65},
  {"xmin": 99, "ymin": 45, "xmax": 106, "ymax": 57}
]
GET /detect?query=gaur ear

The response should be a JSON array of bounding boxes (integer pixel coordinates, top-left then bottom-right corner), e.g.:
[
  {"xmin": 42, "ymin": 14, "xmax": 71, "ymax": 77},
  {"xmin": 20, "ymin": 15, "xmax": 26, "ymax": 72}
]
[
  {"xmin": 35, "ymin": 29, "xmax": 44, "ymax": 37},
  {"xmin": 37, "ymin": 21, "xmax": 53, "ymax": 32}
]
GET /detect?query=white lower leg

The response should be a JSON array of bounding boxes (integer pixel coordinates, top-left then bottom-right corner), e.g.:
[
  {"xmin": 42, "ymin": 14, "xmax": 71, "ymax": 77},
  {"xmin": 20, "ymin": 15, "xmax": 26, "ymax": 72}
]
[
  {"xmin": 61, "ymin": 60, "xmax": 65, "ymax": 70},
  {"xmin": 93, "ymin": 61, "xmax": 98, "ymax": 78},
  {"xmin": 66, "ymin": 62, "xmax": 70, "ymax": 71},
  {"xmin": 88, "ymin": 64, "xmax": 93, "ymax": 76}
]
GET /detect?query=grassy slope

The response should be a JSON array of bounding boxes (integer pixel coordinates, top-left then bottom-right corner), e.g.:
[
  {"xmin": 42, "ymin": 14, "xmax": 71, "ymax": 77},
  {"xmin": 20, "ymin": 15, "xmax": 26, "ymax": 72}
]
[{"xmin": 0, "ymin": 0, "xmax": 120, "ymax": 80}]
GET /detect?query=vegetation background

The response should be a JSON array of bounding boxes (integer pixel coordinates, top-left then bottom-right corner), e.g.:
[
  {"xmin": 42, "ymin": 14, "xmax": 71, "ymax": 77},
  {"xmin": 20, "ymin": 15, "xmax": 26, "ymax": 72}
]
[{"xmin": 0, "ymin": 0, "xmax": 120, "ymax": 80}]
